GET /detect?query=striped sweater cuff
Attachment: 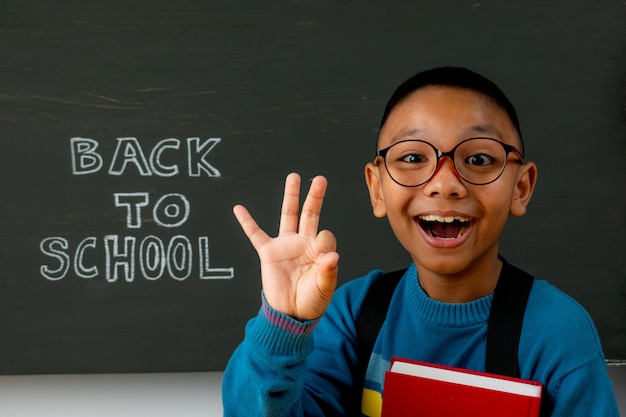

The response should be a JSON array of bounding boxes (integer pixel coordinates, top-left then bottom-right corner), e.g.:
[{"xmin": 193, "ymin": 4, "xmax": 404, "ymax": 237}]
[{"xmin": 247, "ymin": 293, "xmax": 320, "ymax": 356}]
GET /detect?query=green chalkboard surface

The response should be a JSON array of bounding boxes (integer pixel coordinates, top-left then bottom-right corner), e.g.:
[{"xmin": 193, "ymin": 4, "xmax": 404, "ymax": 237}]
[{"xmin": 0, "ymin": 0, "xmax": 624, "ymax": 374}]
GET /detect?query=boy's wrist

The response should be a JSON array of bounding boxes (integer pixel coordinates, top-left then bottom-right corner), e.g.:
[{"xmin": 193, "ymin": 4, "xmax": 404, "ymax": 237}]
[{"xmin": 247, "ymin": 293, "xmax": 319, "ymax": 357}]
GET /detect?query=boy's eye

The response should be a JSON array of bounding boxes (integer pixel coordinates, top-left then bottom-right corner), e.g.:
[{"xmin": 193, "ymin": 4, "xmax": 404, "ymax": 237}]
[
  {"xmin": 465, "ymin": 153, "xmax": 494, "ymax": 166},
  {"xmin": 400, "ymin": 153, "xmax": 428, "ymax": 164}
]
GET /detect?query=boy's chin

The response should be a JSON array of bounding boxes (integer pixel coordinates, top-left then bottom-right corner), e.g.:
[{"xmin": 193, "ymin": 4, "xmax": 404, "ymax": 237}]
[
  {"xmin": 413, "ymin": 255, "xmax": 473, "ymax": 277},
  {"xmin": 410, "ymin": 243, "xmax": 500, "ymax": 279}
]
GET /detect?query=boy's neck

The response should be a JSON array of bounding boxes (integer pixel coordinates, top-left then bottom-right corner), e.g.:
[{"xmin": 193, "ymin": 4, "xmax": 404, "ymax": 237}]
[{"xmin": 416, "ymin": 255, "xmax": 503, "ymax": 303}]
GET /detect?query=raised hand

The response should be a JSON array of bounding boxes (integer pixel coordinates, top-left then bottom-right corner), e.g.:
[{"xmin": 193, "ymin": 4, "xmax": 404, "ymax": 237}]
[{"xmin": 233, "ymin": 173, "xmax": 339, "ymax": 321}]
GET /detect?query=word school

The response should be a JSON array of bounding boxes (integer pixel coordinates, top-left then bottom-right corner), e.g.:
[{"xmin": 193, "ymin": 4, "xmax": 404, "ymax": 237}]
[{"xmin": 40, "ymin": 235, "xmax": 234, "ymax": 282}]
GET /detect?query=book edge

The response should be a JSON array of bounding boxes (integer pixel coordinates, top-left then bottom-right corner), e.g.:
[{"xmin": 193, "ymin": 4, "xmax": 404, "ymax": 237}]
[{"xmin": 390, "ymin": 361, "xmax": 542, "ymax": 398}]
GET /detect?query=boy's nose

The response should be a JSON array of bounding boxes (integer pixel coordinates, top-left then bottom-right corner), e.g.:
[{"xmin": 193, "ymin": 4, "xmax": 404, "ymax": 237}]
[{"xmin": 422, "ymin": 157, "xmax": 467, "ymax": 197}]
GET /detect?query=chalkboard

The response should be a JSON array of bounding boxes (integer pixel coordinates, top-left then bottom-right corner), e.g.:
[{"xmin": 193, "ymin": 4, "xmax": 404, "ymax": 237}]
[{"xmin": 0, "ymin": 0, "xmax": 624, "ymax": 374}]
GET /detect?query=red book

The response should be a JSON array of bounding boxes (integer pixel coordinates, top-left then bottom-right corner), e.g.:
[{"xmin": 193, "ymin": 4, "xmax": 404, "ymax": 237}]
[{"xmin": 382, "ymin": 358, "xmax": 542, "ymax": 417}]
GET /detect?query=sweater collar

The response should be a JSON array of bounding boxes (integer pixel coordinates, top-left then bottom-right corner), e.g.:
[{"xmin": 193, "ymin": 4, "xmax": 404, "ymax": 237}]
[{"xmin": 404, "ymin": 264, "xmax": 494, "ymax": 327}]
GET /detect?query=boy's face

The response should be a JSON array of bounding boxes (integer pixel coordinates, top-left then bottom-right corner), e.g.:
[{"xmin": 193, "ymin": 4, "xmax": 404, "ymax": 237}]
[{"xmin": 365, "ymin": 86, "xmax": 537, "ymax": 279}]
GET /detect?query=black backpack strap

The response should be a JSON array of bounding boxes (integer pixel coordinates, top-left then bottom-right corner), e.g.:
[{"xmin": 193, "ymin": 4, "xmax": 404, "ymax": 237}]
[
  {"xmin": 352, "ymin": 268, "xmax": 406, "ymax": 415},
  {"xmin": 485, "ymin": 257, "xmax": 535, "ymax": 378}
]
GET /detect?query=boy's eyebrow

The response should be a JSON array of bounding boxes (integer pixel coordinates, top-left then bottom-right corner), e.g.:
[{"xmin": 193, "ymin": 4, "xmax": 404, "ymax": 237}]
[
  {"xmin": 383, "ymin": 124, "xmax": 508, "ymax": 148},
  {"xmin": 464, "ymin": 124, "xmax": 503, "ymax": 138},
  {"xmin": 390, "ymin": 128, "xmax": 427, "ymax": 143},
  {"xmin": 389, "ymin": 125, "xmax": 501, "ymax": 142}
]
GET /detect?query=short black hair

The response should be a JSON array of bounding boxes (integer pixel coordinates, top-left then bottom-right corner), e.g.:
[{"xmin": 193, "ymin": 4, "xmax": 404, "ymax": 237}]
[{"xmin": 380, "ymin": 67, "xmax": 524, "ymax": 155}]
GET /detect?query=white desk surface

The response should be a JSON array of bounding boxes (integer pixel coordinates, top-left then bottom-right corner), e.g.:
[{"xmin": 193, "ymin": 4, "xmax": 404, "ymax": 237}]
[
  {"xmin": 0, "ymin": 367, "xmax": 623, "ymax": 416},
  {"xmin": 0, "ymin": 371, "xmax": 223, "ymax": 416}
]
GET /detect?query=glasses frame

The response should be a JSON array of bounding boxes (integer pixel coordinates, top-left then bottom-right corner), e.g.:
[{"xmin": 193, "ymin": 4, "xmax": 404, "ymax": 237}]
[{"xmin": 375, "ymin": 137, "xmax": 524, "ymax": 187}]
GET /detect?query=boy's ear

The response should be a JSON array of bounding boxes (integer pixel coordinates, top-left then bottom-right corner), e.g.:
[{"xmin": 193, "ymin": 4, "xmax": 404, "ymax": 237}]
[
  {"xmin": 365, "ymin": 162, "xmax": 387, "ymax": 218},
  {"xmin": 510, "ymin": 161, "xmax": 538, "ymax": 217}
]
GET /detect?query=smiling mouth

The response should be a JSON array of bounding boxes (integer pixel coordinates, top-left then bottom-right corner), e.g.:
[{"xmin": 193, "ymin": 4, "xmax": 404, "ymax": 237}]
[{"xmin": 417, "ymin": 215, "xmax": 472, "ymax": 239}]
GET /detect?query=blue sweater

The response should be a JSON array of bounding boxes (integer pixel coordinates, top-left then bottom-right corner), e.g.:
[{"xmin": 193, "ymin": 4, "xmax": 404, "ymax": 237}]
[{"xmin": 222, "ymin": 264, "xmax": 619, "ymax": 416}]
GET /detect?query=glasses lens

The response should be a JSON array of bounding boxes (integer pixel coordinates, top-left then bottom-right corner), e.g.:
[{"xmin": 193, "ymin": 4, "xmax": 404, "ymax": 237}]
[
  {"xmin": 383, "ymin": 141, "xmax": 437, "ymax": 186},
  {"xmin": 454, "ymin": 139, "xmax": 507, "ymax": 185}
]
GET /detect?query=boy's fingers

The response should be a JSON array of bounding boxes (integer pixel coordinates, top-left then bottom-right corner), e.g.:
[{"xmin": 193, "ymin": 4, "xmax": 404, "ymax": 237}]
[
  {"xmin": 278, "ymin": 173, "xmax": 302, "ymax": 235},
  {"xmin": 314, "ymin": 229, "xmax": 339, "ymax": 295},
  {"xmin": 299, "ymin": 176, "xmax": 328, "ymax": 237},
  {"xmin": 233, "ymin": 205, "xmax": 270, "ymax": 252},
  {"xmin": 315, "ymin": 229, "xmax": 337, "ymax": 255},
  {"xmin": 316, "ymin": 252, "xmax": 339, "ymax": 297}
]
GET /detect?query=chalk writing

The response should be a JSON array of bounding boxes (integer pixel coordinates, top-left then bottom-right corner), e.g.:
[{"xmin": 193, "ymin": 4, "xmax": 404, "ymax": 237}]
[
  {"xmin": 70, "ymin": 137, "xmax": 221, "ymax": 177},
  {"xmin": 114, "ymin": 192, "xmax": 190, "ymax": 229},
  {"xmin": 39, "ymin": 137, "xmax": 234, "ymax": 282},
  {"xmin": 40, "ymin": 235, "xmax": 234, "ymax": 281}
]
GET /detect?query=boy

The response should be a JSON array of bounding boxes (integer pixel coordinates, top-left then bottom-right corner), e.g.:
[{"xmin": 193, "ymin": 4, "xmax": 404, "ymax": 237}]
[{"xmin": 222, "ymin": 67, "xmax": 619, "ymax": 416}]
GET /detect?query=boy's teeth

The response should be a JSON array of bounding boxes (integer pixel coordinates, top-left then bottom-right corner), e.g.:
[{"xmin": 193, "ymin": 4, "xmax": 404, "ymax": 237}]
[{"xmin": 419, "ymin": 214, "xmax": 471, "ymax": 223}]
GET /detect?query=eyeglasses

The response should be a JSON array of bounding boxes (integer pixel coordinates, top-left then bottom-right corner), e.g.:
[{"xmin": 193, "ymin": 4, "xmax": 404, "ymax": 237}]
[{"xmin": 375, "ymin": 137, "xmax": 524, "ymax": 187}]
